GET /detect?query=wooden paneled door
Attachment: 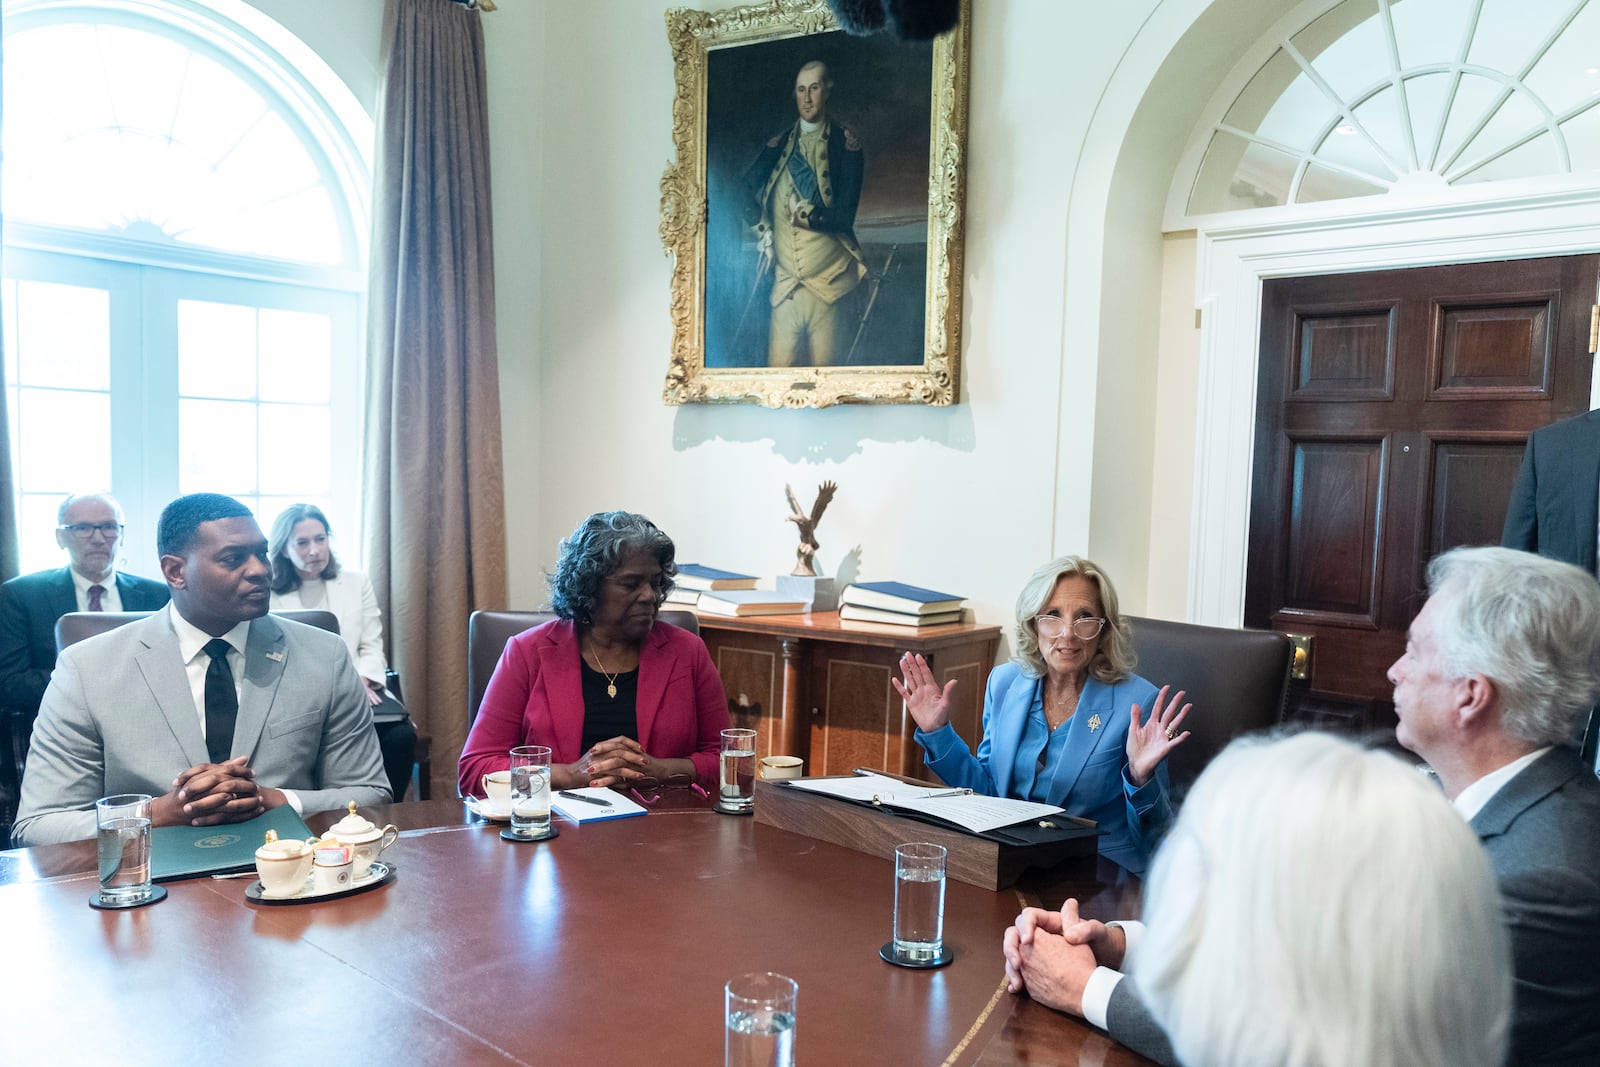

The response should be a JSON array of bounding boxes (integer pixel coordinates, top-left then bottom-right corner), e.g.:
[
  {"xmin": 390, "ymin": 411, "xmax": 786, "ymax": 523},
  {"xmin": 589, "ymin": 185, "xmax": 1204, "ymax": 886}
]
[{"xmin": 1246, "ymin": 255, "xmax": 1598, "ymax": 734}]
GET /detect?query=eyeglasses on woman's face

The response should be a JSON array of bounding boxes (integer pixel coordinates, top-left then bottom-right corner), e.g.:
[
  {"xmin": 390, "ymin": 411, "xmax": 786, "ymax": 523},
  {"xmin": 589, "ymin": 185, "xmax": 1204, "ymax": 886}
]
[{"xmin": 1033, "ymin": 614, "xmax": 1106, "ymax": 641}]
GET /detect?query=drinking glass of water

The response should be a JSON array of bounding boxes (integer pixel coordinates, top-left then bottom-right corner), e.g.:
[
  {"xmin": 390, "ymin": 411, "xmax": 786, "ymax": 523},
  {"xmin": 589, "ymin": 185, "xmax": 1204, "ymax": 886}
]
[
  {"xmin": 725, "ymin": 971, "xmax": 796, "ymax": 1067},
  {"xmin": 718, "ymin": 728, "xmax": 757, "ymax": 814},
  {"xmin": 509, "ymin": 745, "xmax": 552, "ymax": 838},
  {"xmin": 892, "ymin": 842, "xmax": 947, "ymax": 965},
  {"xmin": 96, "ymin": 793, "xmax": 155, "ymax": 907}
]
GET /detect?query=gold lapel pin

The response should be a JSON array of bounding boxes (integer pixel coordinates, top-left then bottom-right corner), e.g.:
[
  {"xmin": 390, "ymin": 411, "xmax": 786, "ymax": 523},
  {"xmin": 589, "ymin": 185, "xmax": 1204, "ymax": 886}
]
[{"xmin": 1087, "ymin": 714, "xmax": 1102, "ymax": 733}]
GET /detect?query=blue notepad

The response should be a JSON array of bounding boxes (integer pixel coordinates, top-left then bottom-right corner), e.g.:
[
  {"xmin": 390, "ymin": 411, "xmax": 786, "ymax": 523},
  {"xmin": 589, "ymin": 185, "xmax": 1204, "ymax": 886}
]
[{"xmin": 551, "ymin": 787, "xmax": 647, "ymax": 823}]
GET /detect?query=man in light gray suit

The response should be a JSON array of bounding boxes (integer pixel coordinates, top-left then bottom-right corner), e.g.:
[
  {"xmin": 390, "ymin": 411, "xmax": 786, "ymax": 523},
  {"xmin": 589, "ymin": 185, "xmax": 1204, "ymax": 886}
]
[
  {"xmin": 1004, "ymin": 546, "xmax": 1600, "ymax": 1067},
  {"xmin": 13, "ymin": 493, "xmax": 389, "ymax": 846}
]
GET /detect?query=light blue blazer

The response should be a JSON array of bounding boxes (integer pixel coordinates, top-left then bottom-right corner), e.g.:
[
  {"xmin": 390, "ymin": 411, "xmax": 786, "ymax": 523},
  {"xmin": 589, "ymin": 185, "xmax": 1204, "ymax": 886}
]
[{"xmin": 916, "ymin": 661, "xmax": 1172, "ymax": 874}]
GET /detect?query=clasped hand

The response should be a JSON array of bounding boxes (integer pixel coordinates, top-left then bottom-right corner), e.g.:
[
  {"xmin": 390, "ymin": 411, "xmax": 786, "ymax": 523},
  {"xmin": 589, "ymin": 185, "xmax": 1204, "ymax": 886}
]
[
  {"xmin": 156, "ymin": 756, "xmax": 265, "ymax": 827},
  {"xmin": 560, "ymin": 736, "xmax": 657, "ymax": 790},
  {"xmin": 1002, "ymin": 898, "xmax": 1127, "ymax": 1016}
]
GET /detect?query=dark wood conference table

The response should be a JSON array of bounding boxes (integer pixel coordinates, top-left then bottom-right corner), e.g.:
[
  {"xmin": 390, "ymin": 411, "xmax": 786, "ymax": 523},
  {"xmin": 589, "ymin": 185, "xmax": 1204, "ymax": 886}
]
[{"xmin": 0, "ymin": 796, "xmax": 1153, "ymax": 1065}]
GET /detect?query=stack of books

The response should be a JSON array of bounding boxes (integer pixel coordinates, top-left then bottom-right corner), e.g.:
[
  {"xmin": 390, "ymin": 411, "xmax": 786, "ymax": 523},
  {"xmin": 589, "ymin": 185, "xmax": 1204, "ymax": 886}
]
[
  {"xmin": 696, "ymin": 589, "xmax": 810, "ymax": 617},
  {"xmin": 838, "ymin": 581, "xmax": 966, "ymax": 628},
  {"xmin": 669, "ymin": 564, "xmax": 758, "ymax": 606}
]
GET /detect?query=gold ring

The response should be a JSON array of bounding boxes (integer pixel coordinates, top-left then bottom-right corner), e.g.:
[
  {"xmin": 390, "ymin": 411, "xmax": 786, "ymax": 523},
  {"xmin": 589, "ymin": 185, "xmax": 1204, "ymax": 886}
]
[{"xmin": 1164, "ymin": 728, "xmax": 1175, "ymax": 741}]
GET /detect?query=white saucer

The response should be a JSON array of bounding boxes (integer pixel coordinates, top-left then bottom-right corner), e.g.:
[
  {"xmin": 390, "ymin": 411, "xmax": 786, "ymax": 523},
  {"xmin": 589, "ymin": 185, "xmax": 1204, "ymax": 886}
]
[
  {"xmin": 247, "ymin": 861, "xmax": 395, "ymax": 905},
  {"xmin": 465, "ymin": 796, "xmax": 512, "ymax": 822}
]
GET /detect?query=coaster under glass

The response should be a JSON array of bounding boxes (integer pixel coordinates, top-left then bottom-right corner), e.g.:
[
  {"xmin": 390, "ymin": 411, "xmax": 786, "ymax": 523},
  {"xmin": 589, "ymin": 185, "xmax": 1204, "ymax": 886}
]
[
  {"xmin": 89, "ymin": 884, "xmax": 168, "ymax": 911},
  {"xmin": 500, "ymin": 826, "xmax": 559, "ymax": 843},
  {"xmin": 880, "ymin": 941, "xmax": 954, "ymax": 969}
]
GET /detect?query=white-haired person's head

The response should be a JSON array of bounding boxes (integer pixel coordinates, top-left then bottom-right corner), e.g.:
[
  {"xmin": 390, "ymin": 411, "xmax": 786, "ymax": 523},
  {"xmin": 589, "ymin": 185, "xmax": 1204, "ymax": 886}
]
[
  {"xmin": 1131, "ymin": 731, "xmax": 1510, "ymax": 1067},
  {"xmin": 1423, "ymin": 546, "xmax": 1600, "ymax": 747}
]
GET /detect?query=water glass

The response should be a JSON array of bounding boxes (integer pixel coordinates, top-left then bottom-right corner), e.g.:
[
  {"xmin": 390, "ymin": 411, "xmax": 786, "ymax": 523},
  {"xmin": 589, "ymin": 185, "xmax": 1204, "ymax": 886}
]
[
  {"xmin": 509, "ymin": 745, "xmax": 552, "ymax": 837},
  {"xmin": 96, "ymin": 793, "xmax": 154, "ymax": 906},
  {"xmin": 725, "ymin": 971, "xmax": 797, "ymax": 1067},
  {"xmin": 719, "ymin": 728, "xmax": 757, "ymax": 813},
  {"xmin": 893, "ymin": 842, "xmax": 947, "ymax": 963}
]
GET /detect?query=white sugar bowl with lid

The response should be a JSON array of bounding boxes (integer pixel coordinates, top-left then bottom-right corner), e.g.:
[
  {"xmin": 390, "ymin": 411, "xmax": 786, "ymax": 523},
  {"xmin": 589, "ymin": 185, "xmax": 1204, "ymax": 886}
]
[{"xmin": 328, "ymin": 802, "xmax": 399, "ymax": 878}]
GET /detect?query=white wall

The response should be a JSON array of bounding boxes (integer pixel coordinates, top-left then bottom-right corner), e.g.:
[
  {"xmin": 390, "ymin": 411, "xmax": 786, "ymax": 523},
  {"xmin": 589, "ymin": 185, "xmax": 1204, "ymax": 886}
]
[
  {"xmin": 238, "ymin": 0, "xmax": 1267, "ymax": 648},
  {"xmin": 520, "ymin": 0, "xmax": 1181, "ymax": 645}
]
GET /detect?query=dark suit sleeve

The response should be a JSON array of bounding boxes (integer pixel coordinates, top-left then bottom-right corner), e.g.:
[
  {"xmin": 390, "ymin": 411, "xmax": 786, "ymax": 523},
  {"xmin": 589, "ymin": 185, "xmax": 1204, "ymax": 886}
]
[
  {"xmin": 1495, "ymin": 862, "xmax": 1600, "ymax": 1065},
  {"xmin": 118, "ymin": 575, "xmax": 171, "ymax": 611},
  {"xmin": 1105, "ymin": 977, "xmax": 1179, "ymax": 1066},
  {"xmin": 0, "ymin": 580, "xmax": 51, "ymax": 713},
  {"xmin": 1502, "ymin": 432, "xmax": 1539, "ymax": 551}
]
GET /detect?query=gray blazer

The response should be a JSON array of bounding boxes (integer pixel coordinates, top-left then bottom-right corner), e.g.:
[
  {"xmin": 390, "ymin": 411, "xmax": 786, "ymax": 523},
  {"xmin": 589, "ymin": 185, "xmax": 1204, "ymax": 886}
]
[
  {"xmin": 1472, "ymin": 746, "xmax": 1600, "ymax": 1067},
  {"xmin": 1103, "ymin": 746, "xmax": 1600, "ymax": 1067},
  {"xmin": 13, "ymin": 609, "xmax": 389, "ymax": 846}
]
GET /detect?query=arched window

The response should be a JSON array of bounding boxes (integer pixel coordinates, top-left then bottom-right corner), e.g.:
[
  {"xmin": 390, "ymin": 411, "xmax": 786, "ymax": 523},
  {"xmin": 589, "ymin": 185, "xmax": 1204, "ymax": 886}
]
[
  {"xmin": 2, "ymin": 0, "xmax": 371, "ymax": 573},
  {"xmin": 1175, "ymin": 0, "xmax": 1600, "ymax": 217}
]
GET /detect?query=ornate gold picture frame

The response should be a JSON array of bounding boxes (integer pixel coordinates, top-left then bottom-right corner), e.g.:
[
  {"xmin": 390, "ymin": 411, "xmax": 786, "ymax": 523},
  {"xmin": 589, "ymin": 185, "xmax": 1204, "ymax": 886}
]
[{"xmin": 660, "ymin": 0, "xmax": 969, "ymax": 408}]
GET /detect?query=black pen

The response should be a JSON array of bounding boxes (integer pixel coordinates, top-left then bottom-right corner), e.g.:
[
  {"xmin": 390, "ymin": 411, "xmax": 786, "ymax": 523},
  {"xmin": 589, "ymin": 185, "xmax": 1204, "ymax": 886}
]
[{"xmin": 558, "ymin": 790, "xmax": 613, "ymax": 807}]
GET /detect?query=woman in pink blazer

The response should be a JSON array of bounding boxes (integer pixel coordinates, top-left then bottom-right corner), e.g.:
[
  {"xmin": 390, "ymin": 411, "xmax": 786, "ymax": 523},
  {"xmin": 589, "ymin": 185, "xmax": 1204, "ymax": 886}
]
[{"xmin": 458, "ymin": 512, "xmax": 728, "ymax": 794}]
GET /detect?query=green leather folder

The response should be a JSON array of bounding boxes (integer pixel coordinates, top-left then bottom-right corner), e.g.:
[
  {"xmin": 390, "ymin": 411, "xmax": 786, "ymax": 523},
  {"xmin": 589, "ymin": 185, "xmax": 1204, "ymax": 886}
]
[{"xmin": 150, "ymin": 805, "xmax": 315, "ymax": 881}]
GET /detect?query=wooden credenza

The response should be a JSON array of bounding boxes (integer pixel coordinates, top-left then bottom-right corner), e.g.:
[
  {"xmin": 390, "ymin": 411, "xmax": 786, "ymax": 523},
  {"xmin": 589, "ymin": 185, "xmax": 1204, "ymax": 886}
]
[{"xmin": 695, "ymin": 610, "xmax": 1002, "ymax": 778}]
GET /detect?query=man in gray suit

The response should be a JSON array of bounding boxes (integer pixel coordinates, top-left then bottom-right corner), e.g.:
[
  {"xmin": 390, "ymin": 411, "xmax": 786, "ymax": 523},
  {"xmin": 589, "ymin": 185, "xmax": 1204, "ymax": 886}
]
[
  {"xmin": 1004, "ymin": 546, "xmax": 1600, "ymax": 1067},
  {"xmin": 13, "ymin": 493, "xmax": 389, "ymax": 846}
]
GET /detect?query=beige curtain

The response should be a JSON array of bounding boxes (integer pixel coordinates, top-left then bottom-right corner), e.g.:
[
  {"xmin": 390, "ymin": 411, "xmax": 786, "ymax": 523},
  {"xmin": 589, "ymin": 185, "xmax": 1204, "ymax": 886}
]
[{"xmin": 365, "ymin": 0, "xmax": 507, "ymax": 799}]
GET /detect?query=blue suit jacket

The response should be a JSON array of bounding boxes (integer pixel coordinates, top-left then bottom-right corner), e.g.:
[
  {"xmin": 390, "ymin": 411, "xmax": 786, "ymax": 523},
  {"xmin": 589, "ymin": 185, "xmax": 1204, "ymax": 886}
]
[{"xmin": 917, "ymin": 661, "xmax": 1171, "ymax": 874}]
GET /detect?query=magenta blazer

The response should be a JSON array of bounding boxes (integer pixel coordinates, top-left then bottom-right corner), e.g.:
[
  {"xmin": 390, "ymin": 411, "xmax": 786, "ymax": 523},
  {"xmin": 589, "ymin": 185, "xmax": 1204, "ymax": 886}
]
[{"xmin": 457, "ymin": 617, "xmax": 729, "ymax": 794}]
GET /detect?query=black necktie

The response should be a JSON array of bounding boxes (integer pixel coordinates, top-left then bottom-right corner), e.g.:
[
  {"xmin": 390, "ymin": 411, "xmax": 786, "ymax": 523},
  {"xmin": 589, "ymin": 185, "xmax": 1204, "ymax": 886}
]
[{"xmin": 203, "ymin": 639, "xmax": 237, "ymax": 764}]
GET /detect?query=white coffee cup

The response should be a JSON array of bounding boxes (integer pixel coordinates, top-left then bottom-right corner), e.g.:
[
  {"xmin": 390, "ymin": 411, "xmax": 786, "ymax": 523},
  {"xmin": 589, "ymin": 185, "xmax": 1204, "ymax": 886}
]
[
  {"xmin": 254, "ymin": 838, "xmax": 314, "ymax": 899},
  {"xmin": 482, "ymin": 769, "xmax": 512, "ymax": 808},
  {"xmin": 760, "ymin": 755, "xmax": 804, "ymax": 780}
]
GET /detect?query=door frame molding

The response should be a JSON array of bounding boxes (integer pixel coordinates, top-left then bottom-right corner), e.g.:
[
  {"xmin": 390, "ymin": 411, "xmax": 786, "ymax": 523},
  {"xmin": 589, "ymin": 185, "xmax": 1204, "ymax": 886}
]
[{"xmin": 1188, "ymin": 185, "xmax": 1600, "ymax": 626}]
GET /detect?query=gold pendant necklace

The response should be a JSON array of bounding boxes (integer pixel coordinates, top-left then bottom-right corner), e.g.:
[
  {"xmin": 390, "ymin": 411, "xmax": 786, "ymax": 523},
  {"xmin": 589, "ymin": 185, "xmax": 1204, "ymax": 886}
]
[{"xmin": 588, "ymin": 646, "xmax": 621, "ymax": 699}]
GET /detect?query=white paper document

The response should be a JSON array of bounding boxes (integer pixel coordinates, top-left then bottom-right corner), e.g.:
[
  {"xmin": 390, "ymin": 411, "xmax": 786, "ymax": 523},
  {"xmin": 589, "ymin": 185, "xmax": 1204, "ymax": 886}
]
[
  {"xmin": 550, "ymin": 786, "xmax": 647, "ymax": 823},
  {"xmin": 783, "ymin": 772, "xmax": 1064, "ymax": 833}
]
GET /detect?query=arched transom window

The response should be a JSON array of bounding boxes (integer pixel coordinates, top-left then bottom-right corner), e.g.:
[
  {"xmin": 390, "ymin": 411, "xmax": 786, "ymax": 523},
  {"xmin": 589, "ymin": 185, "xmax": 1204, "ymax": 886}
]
[{"xmin": 1181, "ymin": 0, "xmax": 1600, "ymax": 215}]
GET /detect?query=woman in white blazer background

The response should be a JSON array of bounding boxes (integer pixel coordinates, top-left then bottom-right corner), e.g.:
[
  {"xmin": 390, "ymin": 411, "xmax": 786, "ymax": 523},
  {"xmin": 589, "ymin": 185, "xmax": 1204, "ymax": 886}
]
[{"xmin": 268, "ymin": 503, "xmax": 417, "ymax": 801}]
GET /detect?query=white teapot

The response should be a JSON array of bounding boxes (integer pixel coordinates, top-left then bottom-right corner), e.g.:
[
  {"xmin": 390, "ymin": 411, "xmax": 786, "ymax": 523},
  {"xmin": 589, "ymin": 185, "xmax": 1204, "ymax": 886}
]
[{"xmin": 326, "ymin": 801, "xmax": 399, "ymax": 878}]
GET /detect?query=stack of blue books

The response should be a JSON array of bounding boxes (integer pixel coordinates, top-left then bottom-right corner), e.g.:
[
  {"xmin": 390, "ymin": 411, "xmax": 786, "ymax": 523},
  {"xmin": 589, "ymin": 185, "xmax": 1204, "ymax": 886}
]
[
  {"xmin": 669, "ymin": 564, "xmax": 759, "ymax": 605},
  {"xmin": 838, "ymin": 582, "xmax": 966, "ymax": 628}
]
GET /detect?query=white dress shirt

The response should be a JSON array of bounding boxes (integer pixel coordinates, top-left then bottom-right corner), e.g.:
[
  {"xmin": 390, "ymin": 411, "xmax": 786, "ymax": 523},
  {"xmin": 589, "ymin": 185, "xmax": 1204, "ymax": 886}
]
[
  {"xmin": 70, "ymin": 568, "xmax": 123, "ymax": 612},
  {"xmin": 167, "ymin": 604, "xmax": 303, "ymax": 813}
]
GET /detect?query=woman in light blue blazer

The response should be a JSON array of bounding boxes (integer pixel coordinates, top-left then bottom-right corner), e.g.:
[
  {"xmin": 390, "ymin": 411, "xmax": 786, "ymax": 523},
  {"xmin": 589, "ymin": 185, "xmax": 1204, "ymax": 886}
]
[{"xmin": 897, "ymin": 556, "xmax": 1191, "ymax": 874}]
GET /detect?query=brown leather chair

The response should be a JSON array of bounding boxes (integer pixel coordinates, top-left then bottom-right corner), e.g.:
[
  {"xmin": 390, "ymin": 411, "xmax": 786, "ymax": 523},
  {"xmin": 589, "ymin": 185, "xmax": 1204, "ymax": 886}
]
[
  {"xmin": 54, "ymin": 608, "xmax": 340, "ymax": 651},
  {"xmin": 466, "ymin": 609, "xmax": 700, "ymax": 729},
  {"xmin": 1125, "ymin": 615, "xmax": 1294, "ymax": 802}
]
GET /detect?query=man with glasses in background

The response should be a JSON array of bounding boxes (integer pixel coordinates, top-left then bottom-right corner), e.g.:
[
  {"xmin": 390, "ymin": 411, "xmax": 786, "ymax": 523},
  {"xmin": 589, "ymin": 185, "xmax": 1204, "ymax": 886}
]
[{"xmin": 0, "ymin": 493, "xmax": 169, "ymax": 827}]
